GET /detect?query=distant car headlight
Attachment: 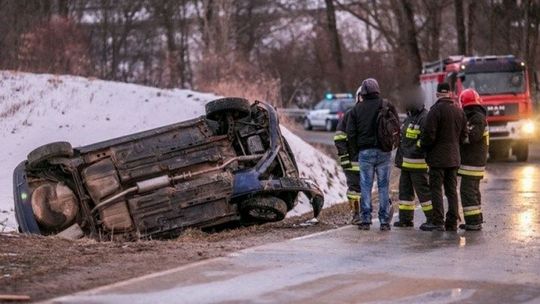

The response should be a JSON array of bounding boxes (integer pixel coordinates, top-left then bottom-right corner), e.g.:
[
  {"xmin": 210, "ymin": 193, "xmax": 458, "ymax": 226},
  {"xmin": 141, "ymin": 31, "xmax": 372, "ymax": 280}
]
[{"xmin": 522, "ymin": 120, "xmax": 536, "ymax": 135}]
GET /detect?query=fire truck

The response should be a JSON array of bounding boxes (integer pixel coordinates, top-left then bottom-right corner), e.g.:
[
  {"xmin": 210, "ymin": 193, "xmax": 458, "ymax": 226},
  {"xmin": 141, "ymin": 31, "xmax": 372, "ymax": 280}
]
[{"xmin": 420, "ymin": 55, "xmax": 536, "ymax": 161}]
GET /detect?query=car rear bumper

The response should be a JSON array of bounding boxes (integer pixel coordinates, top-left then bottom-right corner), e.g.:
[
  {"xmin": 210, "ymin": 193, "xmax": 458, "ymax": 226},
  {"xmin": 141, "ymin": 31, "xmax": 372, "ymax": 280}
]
[{"xmin": 13, "ymin": 161, "xmax": 41, "ymax": 234}]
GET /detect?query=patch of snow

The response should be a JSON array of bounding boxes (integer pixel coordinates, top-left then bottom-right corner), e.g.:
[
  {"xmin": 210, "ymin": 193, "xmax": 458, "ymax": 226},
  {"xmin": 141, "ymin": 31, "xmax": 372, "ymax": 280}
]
[{"xmin": 0, "ymin": 71, "xmax": 345, "ymax": 231}]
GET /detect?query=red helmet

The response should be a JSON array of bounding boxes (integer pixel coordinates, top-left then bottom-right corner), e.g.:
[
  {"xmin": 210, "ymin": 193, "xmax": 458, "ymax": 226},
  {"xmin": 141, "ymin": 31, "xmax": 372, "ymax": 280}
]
[{"xmin": 459, "ymin": 89, "xmax": 482, "ymax": 108}]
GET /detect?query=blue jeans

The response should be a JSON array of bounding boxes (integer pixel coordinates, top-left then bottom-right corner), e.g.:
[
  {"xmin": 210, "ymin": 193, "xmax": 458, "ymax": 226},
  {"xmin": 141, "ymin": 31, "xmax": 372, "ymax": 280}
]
[{"xmin": 358, "ymin": 149, "xmax": 392, "ymax": 224}]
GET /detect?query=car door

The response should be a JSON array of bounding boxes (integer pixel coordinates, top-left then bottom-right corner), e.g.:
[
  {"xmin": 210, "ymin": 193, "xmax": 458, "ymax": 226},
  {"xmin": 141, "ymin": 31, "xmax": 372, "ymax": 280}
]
[{"xmin": 308, "ymin": 100, "xmax": 326, "ymax": 127}]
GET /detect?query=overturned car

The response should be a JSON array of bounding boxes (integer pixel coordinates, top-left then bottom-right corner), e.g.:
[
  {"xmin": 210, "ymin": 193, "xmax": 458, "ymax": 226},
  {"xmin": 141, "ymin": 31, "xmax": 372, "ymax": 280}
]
[{"xmin": 13, "ymin": 98, "xmax": 323, "ymax": 240}]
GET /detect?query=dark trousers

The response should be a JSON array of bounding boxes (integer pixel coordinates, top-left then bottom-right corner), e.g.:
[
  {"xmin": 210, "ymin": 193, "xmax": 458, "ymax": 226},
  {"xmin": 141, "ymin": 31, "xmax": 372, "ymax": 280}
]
[
  {"xmin": 460, "ymin": 176, "xmax": 483, "ymax": 225},
  {"xmin": 345, "ymin": 169, "xmax": 360, "ymax": 213},
  {"xmin": 398, "ymin": 170, "xmax": 432, "ymax": 223},
  {"xmin": 429, "ymin": 167, "xmax": 459, "ymax": 226}
]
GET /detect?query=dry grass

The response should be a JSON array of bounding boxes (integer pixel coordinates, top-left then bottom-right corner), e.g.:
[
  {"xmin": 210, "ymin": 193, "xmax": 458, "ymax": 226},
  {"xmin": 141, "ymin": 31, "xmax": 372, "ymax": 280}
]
[{"xmin": 0, "ymin": 99, "xmax": 34, "ymax": 119}]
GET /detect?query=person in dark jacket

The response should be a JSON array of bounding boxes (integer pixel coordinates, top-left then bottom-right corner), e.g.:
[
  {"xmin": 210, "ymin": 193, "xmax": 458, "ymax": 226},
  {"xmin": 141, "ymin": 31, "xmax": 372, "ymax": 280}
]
[
  {"xmin": 419, "ymin": 83, "xmax": 468, "ymax": 231},
  {"xmin": 458, "ymin": 89, "xmax": 488, "ymax": 231},
  {"xmin": 394, "ymin": 89, "xmax": 432, "ymax": 227},
  {"xmin": 346, "ymin": 78, "xmax": 395, "ymax": 231},
  {"xmin": 334, "ymin": 109, "xmax": 361, "ymax": 225}
]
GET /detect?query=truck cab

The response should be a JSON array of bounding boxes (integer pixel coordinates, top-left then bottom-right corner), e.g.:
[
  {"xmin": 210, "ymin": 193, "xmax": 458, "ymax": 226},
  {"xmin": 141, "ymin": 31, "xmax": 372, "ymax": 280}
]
[{"xmin": 421, "ymin": 55, "xmax": 535, "ymax": 161}]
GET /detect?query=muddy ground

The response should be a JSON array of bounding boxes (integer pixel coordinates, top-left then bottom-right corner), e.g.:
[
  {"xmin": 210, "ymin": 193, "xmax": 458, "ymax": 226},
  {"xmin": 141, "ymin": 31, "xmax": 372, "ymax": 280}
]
[{"xmin": 0, "ymin": 203, "xmax": 361, "ymax": 302}]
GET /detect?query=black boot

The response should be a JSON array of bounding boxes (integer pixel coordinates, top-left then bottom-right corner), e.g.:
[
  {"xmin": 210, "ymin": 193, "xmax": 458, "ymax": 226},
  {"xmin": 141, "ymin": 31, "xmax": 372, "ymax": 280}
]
[
  {"xmin": 459, "ymin": 223, "xmax": 482, "ymax": 231},
  {"xmin": 419, "ymin": 222, "xmax": 444, "ymax": 231},
  {"xmin": 393, "ymin": 221, "xmax": 414, "ymax": 227},
  {"xmin": 358, "ymin": 223, "xmax": 371, "ymax": 230}
]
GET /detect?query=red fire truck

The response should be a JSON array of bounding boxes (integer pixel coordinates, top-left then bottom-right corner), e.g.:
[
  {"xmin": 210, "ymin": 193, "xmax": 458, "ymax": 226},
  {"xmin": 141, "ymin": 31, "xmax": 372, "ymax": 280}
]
[{"xmin": 420, "ymin": 55, "xmax": 536, "ymax": 161}]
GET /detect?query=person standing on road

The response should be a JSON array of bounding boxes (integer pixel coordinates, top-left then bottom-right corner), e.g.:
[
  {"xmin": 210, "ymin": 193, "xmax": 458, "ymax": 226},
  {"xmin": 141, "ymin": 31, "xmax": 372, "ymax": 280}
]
[
  {"xmin": 346, "ymin": 78, "xmax": 398, "ymax": 231},
  {"xmin": 334, "ymin": 106, "xmax": 361, "ymax": 225},
  {"xmin": 393, "ymin": 89, "xmax": 433, "ymax": 228},
  {"xmin": 419, "ymin": 83, "xmax": 468, "ymax": 232},
  {"xmin": 458, "ymin": 89, "xmax": 488, "ymax": 231}
]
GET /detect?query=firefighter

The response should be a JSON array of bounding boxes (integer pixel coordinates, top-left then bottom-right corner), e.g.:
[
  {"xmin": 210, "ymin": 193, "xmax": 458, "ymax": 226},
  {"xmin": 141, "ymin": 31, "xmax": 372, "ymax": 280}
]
[
  {"xmin": 334, "ymin": 91, "xmax": 361, "ymax": 224},
  {"xmin": 458, "ymin": 89, "xmax": 488, "ymax": 231},
  {"xmin": 393, "ymin": 90, "xmax": 432, "ymax": 227},
  {"xmin": 419, "ymin": 83, "xmax": 468, "ymax": 232}
]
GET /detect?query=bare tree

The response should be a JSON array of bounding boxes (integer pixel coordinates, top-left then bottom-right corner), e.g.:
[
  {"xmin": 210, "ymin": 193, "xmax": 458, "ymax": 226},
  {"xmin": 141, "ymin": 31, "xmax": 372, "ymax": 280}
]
[
  {"xmin": 324, "ymin": 0, "xmax": 346, "ymax": 91},
  {"xmin": 454, "ymin": 0, "xmax": 466, "ymax": 54}
]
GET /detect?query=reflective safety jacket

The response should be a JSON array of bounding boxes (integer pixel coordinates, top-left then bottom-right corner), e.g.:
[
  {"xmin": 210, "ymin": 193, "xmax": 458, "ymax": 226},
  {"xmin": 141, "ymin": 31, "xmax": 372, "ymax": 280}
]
[
  {"xmin": 334, "ymin": 110, "xmax": 359, "ymax": 172},
  {"xmin": 459, "ymin": 105, "xmax": 488, "ymax": 178},
  {"xmin": 395, "ymin": 108, "xmax": 429, "ymax": 172}
]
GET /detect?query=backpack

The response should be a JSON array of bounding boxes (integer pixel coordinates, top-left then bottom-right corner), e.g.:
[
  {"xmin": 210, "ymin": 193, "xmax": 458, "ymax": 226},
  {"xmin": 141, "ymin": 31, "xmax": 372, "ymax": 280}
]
[{"xmin": 376, "ymin": 99, "xmax": 401, "ymax": 152}]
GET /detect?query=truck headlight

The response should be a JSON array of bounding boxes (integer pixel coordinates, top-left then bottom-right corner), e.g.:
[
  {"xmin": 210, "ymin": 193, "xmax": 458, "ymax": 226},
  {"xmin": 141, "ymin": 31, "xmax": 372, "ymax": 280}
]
[{"xmin": 522, "ymin": 120, "xmax": 535, "ymax": 135}]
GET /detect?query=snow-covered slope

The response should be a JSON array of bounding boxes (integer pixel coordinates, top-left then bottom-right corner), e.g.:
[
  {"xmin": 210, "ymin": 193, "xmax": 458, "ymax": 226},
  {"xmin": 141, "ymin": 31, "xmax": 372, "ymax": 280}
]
[{"xmin": 0, "ymin": 71, "xmax": 346, "ymax": 230}]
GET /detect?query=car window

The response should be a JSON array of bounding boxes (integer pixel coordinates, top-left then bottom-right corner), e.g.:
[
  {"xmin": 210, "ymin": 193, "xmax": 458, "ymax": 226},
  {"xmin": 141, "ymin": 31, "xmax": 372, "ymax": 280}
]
[
  {"xmin": 314, "ymin": 100, "xmax": 326, "ymax": 110},
  {"xmin": 330, "ymin": 102, "xmax": 340, "ymax": 112},
  {"xmin": 339, "ymin": 99, "xmax": 355, "ymax": 111}
]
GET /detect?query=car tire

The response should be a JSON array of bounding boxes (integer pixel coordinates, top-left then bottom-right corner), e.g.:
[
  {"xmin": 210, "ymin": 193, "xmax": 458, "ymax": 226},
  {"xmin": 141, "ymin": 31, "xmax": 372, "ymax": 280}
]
[
  {"xmin": 515, "ymin": 142, "xmax": 529, "ymax": 162},
  {"xmin": 325, "ymin": 119, "xmax": 335, "ymax": 132},
  {"xmin": 27, "ymin": 141, "xmax": 73, "ymax": 168},
  {"xmin": 303, "ymin": 118, "xmax": 312, "ymax": 130},
  {"xmin": 240, "ymin": 196, "xmax": 288, "ymax": 222},
  {"xmin": 205, "ymin": 98, "xmax": 251, "ymax": 121}
]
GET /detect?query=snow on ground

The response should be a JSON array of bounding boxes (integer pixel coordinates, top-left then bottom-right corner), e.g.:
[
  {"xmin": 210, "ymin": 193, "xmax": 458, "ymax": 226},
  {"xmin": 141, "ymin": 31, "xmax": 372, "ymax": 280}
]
[{"xmin": 0, "ymin": 71, "xmax": 346, "ymax": 231}]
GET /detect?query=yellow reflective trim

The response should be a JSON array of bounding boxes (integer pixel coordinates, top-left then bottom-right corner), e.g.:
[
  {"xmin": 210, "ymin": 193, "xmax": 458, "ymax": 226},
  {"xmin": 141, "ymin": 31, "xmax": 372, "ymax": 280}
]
[
  {"xmin": 458, "ymin": 169, "xmax": 484, "ymax": 177},
  {"xmin": 422, "ymin": 205, "xmax": 433, "ymax": 211},
  {"xmin": 399, "ymin": 205, "xmax": 416, "ymax": 211},
  {"xmin": 347, "ymin": 194, "xmax": 360, "ymax": 200},
  {"xmin": 402, "ymin": 162, "xmax": 428, "ymax": 169},
  {"xmin": 347, "ymin": 165, "xmax": 359, "ymax": 171},
  {"xmin": 464, "ymin": 209, "xmax": 482, "ymax": 216},
  {"xmin": 334, "ymin": 134, "xmax": 347, "ymax": 141},
  {"xmin": 341, "ymin": 160, "xmax": 351, "ymax": 165},
  {"xmin": 416, "ymin": 140, "xmax": 421, "ymax": 148}
]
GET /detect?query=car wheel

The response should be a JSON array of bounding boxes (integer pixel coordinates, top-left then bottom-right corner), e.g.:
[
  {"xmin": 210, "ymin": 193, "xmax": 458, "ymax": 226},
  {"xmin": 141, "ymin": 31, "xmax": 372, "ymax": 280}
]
[
  {"xmin": 325, "ymin": 119, "xmax": 334, "ymax": 132},
  {"xmin": 303, "ymin": 118, "xmax": 312, "ymax": 130},
  {"xmin": 515, "ymin": 142, "xmax": 529, "ymax": 162},
  {"xmin": 240, "ymin": 196, "xmax": 288, "ymax": 222},
  {"xmin": 27, "ymin": 141, "xmax": 73, "ymax": 168},
  {"xmin": 205, "ymin": 98, "xmax": 251, "ymax": 121}
]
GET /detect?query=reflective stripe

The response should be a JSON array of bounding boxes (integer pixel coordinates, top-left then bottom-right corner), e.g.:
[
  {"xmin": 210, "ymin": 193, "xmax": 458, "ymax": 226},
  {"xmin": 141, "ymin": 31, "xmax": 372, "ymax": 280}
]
[
  {"xmin": 347, "ymin": 191, "xmax": 360, "ymax": 201},
  {"xmin": 422, "ymin": 205, "xmax": 433, "ymax": 211},
  {"xmin": 461, "ymin": 165, "xmax": 485, "ymax": 171},
  {"xmin": 463, "ymin": 206, "xmax": 482, "ymax": 216},
  {"xmin": 399, "ymin": 200, "xmax": 415, "ymax": 211},
  {"xmin": 464, "ymin": 209, "xmax": 482, "ymax": 216},
  {"xmin": 402, "ymin": 158, "xmax": 428, "ymax": 169},
  {"xmin": 399, "ymin": 205, "xmax": 416, "ymax": 211},
  {"xmin": 458, "ymin": 169, "xmax": 484, "ymax": 177},
  {"xmin": 339, "ymin": 154, "xmax": 349, "ymax": 160},
  {"xmin": 458, "ymin": 165, "xmax": 485, "ymax": 177},
  {"xmin": 341, "ymin": 160, "xmax": 351, "ymax": 166},
  {"xmin": 334, "ymin": 133, "xmax": 347, "ymax": 141},
  {"xmin": 348, "ymin": 165, "xmax": 360, "ymax": 171},
  {"xmin": 406, "ymin": 128, "xmax": 421, "ymax": 139},
  {"xmin": 416, "ymin": 140, "xmax": 421, "ymax": 148},
  {"xmin": 421, "ymin": 201, "xmax": 433, "ymax": 211}
]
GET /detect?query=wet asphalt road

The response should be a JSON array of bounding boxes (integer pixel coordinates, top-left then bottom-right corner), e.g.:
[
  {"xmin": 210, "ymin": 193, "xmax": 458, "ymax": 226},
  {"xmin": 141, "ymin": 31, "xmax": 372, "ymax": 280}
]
[
  {"xmin": 48, "ymin": 144, "xmax": 540, "ymax": 303},
  {"xmin": 290, "ymin": 127, "xmax": 335, "ymax": 146}
]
